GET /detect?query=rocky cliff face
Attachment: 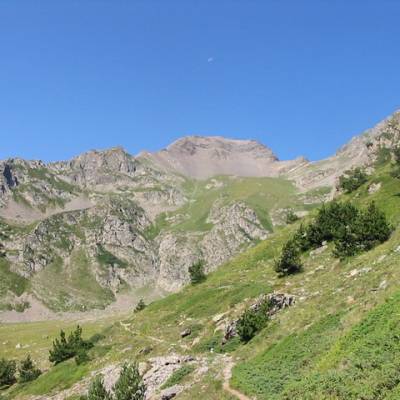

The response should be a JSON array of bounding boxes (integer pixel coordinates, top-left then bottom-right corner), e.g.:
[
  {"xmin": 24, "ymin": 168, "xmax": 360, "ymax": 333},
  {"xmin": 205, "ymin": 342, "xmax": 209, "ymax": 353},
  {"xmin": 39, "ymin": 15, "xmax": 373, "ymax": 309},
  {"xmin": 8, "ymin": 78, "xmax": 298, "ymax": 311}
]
[{"xmin": 1, "ymin": 111, "xmax": 399, "ymax": 312}]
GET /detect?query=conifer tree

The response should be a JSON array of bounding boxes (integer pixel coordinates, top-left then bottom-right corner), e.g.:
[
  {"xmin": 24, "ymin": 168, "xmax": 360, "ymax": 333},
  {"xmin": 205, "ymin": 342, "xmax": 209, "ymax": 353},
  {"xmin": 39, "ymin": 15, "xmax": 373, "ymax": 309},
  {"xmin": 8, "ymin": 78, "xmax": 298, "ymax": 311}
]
[
  {"xmin": 114, "ymin": 363, "xmax": 146, "ymax": 400},
  {"xmin": 87, "ymin": 375, "xmax": 111, "ymax": 400},
  {"xmin": 18, "ymin": 355, "xmax": 41, "ymax": 383}
]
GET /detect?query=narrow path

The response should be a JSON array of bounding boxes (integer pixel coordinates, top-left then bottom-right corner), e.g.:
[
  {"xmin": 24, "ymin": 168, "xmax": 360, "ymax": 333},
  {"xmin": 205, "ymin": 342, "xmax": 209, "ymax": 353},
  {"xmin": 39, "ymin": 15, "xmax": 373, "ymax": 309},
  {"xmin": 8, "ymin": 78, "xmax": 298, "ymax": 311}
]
[
  {"xmin": 119, "ymin": 321, "xmax": 166, "ymax": 343},
  {"xmin": 222, "ymin": 358, "xmax": 251, "ymax": 400}
]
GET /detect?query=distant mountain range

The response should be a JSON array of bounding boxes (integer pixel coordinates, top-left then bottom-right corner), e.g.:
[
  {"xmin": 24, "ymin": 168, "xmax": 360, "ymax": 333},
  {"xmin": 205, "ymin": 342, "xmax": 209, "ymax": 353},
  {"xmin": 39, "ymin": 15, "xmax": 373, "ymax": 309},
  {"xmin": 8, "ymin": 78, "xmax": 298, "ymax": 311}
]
[{"xmin": 0, "ymin": 110, "xmax": 399, "ymax": 318}]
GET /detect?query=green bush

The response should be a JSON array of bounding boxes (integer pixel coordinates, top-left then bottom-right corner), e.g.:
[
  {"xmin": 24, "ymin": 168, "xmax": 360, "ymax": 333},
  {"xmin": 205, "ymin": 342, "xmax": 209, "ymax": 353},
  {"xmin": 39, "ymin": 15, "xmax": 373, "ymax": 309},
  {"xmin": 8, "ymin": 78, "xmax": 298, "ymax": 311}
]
[
  {"xmin": 18, "ymin": 355, "xmax": 41, "ymax": 383},
  {"xmin": 134, "ymin": 299, "xmax": 146, "ymax": 313},
  {"xmin": 334, "ymin": 202, "xmax": 392, "ymax": 258},
  {"xmin": 237, "ymin": 300, "xmax": 270, "ymax": 342},
  {"xmin": 84, "ymin": 375, "xmax": 112, "ymax": 400},
  {"xmin": 49, "ymin": 325, "xmax": 94, "ymax": 365},
  {"xmin": 285, "ymin": 210, "xmax": 299, "ymax": 224},
  {"xmin": 274, "ymin": 239, "xmax": 302, "ymax": 277},
  {"xmin": 0, "ymin": 358, "xmax": 16, "ymax": 387},
  {"xmin": 188, "ymin": 260, "xmax": 206, "ymax": 284},
  {"xmin": 113, "ymin": 363, "xmax": 146, "ymax": 400},
  {"xmin": 338, "ymin": 168, "xmax": 368, "ymax": 193},
  {"xmin": 75, "ymin": 349, "xmax": 90, "ymax": 366},
  {"xmin": 277, "ymin": 201, "xmax": 391, "ymax": 273}
]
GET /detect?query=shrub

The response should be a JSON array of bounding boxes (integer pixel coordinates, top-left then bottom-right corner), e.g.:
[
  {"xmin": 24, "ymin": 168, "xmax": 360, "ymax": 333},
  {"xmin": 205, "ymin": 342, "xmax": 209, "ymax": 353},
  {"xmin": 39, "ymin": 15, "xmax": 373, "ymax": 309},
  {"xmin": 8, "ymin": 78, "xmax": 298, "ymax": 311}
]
[
  {"xmin": 134, "ymin": 299, "xmax": 146, "ymax": 313},
  {"xmin": 75, "ymin": 348, "xmax": 90, "ymax": 365},
  {"xmin": 0, "ymin": 358, "xmax": 16, "ymax": 387},
  {"xmin": 237, "ymin": 301, "xmax": 270, "ymax": 343},
  {"xmin": 276, "ymin": 200, "xmax": 390, "ymax": 273},
  {"xmin": 311, "ymin": 201, "xmax": 359, "ymax": 245},
  {"xmin": 338, "ymin": 168, "xmax": 368, "ymax": 193},
  {"xmin": 393, "ymin": 146, "xmax": 400, "ymax": 165},
  {"xmin": 188, "ymin": 260, "xmax": 206, "ymax": 284},
  {"xmin": 292, "ymin": 201, "xmax": 359, "ymax": 251},
  {"xmin": 334, "ymin": 202, "xmax": 392, "ymax": 258},
  {"xmin": 18, "ymin": 355, "xmax": 41, "ymax": 383},
  {"xmin": 49, "ymin": 325, "xmax": 93, "ymax": 365},
  {"xmin": 274, "ymin": 239, "xmax": 302, "ymax": 277},
  {"xmin": 285, "ymin": 210, "xmax": 299, "ymax": 224},
  {"xmin": 85, "ymin": 375, "xmax": 111, "ymax": 400},
  {"xmin": 113, "ymin": 363, "xmax": 146, "ymax": 400}
]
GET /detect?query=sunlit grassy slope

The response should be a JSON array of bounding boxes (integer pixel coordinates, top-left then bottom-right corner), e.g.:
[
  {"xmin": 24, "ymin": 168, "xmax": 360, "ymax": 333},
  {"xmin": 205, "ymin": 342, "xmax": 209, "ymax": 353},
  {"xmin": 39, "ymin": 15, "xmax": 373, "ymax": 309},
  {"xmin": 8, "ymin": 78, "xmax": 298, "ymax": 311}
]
[
  {"xmin": 145, "ymin": 175, "xmax": 318, "ymax": 237},
  {"xmin": 2, "ymin": 165, "xmax": 400, "ymax": 399}
]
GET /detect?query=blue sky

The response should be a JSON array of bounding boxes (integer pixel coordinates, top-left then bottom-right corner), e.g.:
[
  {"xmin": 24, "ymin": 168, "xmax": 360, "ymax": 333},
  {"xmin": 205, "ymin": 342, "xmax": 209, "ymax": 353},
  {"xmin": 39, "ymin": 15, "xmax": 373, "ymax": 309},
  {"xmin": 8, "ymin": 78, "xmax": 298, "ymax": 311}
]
[{"xmin": 1, "ymin": 1, "xmax": 400, "ymax": 162}]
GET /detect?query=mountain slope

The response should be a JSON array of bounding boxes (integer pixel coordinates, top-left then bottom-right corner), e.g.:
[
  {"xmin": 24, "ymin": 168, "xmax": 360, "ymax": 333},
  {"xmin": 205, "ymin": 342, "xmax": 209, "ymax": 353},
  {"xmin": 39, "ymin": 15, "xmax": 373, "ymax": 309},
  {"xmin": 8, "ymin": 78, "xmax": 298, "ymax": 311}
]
[
  {"xmin": 0, "ymin": 111, "xmax": 399, "ymax": 318},
  {"xmin": 2, "ymin": 155, "xmax": 400, "ymax": 400}
]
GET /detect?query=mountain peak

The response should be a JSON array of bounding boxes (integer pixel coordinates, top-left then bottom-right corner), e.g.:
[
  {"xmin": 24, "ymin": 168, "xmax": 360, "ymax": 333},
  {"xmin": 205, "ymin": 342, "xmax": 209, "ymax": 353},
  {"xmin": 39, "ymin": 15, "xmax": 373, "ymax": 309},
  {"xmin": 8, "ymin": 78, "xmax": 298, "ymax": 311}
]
[
  {"xmin": 140, "ymin": 135, "xmax": 281, "ymax": 179},
  {"xmin": 165, "ymin": 135, "xmax": 278, "ymax": 160}
]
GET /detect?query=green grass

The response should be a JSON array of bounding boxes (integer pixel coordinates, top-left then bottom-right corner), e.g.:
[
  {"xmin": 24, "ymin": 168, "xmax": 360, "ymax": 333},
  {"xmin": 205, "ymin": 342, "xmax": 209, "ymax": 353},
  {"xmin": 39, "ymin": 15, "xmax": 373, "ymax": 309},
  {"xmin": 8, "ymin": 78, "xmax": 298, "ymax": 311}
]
[
  {"xmin": 143, "ymin": 176, "xmax": 308, "ymax": 236},
  {"xmin": 232, "ymin": 314, "xmax": 344, "ymax": 398},
  {"xmin": 2, "ymin": 163, "xmax": 400, "ymax": 399},
  {"xmin": 32, "ymin": 250, "xmax": 115, "ymax": 312},
  {"xmin": 0, "ymin": 258, "xmax": 29, "ymax": 309},
  {"xmin": 161, "ymin": 364, "xmax": 196, "ymax": 389}
]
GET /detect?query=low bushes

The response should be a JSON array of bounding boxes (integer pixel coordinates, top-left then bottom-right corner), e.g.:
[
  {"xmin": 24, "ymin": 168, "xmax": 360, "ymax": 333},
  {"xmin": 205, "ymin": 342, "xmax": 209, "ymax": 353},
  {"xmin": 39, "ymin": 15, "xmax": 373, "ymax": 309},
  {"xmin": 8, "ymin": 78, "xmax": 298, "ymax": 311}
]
[
  {"xmin": 49, "ymin": 325, "xmax": 94, "ymax": 365},
  {"xmin": 275, "ymin": 201, "xmax": 392, "ymax": 276},
  {"xmin": 338, "ymin": 168, "xmax": 368, "ymax": 193},
  {"xmin": 237, "ymin": 299, "xmax": 271, "ymax": 342}
]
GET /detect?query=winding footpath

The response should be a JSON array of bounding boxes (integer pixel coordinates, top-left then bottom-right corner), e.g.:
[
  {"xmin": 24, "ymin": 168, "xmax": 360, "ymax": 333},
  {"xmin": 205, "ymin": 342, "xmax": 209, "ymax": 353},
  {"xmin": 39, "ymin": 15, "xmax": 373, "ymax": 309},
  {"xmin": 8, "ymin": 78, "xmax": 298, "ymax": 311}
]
[{"xmin": 223, "ymin": 358, "xmax": 251, "ymax": 400}]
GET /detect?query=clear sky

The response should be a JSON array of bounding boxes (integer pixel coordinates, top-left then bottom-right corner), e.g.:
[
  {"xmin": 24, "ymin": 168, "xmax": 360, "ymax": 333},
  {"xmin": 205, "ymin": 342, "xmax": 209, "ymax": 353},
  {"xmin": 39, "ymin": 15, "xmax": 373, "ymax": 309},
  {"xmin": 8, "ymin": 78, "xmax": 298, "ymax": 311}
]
[{"xmin": 1, "ymin": 1, "xmax": 400, "ymax": 162}]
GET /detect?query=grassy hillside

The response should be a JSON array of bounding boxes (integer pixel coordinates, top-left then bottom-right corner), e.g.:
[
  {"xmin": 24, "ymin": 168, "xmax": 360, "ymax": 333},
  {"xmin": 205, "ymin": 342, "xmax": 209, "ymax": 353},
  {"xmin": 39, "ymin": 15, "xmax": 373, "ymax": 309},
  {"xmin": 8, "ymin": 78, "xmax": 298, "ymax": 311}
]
[
  {"xmin": 145, "ymin": 175, "xmax": 319, "ymax": 238},
  {"xmin": 1, "ymin": 165, "xmax": 400, "ymax": 399}
]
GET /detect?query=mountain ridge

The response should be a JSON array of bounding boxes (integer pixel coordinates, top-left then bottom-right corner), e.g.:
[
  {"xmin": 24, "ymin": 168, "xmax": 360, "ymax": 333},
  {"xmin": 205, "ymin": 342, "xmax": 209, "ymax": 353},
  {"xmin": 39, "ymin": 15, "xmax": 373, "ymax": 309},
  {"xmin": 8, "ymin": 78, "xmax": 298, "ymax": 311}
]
[{"xmin": 0, "ymin": 110, "xmax": 399, "ymax": 319}]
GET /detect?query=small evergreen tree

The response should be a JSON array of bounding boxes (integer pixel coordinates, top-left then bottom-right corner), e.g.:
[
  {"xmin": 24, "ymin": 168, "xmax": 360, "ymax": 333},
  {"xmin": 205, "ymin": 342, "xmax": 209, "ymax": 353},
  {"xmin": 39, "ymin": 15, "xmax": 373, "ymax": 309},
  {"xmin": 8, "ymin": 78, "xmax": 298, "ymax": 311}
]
[
  {"xmin": 338, "ymin": 168, "xmax": 368, "ymax": 193},
  {"xmin": 49, "ymin": 330, "xmax": 72, "ymax": 364},
  {"xmin": 75, "ymin": 349, "xmax": 90, "ymax": 365},
  {"xmin": 236, "ymin": 301, "xmax": 270, "ymax": 342},
  {"xmin": 334, "ymin": 202, "xmax": 392, "ymax": 258},
  {"xmin": 18, "ymin": 355, "xmax": 41, "ymax": 383},
  {"xmin": 355, "ymin": 202, "xmax": 392, "ymax": 251},
  {"xmin": 188, "ymin": 260, "xmax": 206, "ymax": 284},
  {"xmin": 134, "ymin": 299, "xmax": 146, "ymax": 313},
  {"xmin": 49, "ymin": 325, "xmax": 93, "ymax": 365},
  {"xmin": 114, "ymin": 363, "xmax": 146, "ymax": 400},
  {"xmin": 86, "ymin": 375, "xmax": 111, "ymax": 400},
  {"xmin": 274, "ymin": 239, "xmax": 302, "ymax": 276},
  {"xmin": 0, "ymin": 358, "xmax": 16, "ymax": 387},
  {"xmin": 292, "ymin": 223, "xmax": 311, "ymax": 252},
  {"xmin": 285, "ymin": 209, "xmax": 299, "ymax": 224}
]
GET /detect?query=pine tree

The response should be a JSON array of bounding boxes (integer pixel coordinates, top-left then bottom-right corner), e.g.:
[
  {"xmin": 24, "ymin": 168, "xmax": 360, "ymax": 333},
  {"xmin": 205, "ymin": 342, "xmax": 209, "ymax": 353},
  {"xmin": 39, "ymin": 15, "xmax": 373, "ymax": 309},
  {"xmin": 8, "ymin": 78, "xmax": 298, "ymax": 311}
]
[
  {"xmin": 49, "ymin": 329, "xmax": 74, "ymax": 364},
  {"xmin": 18, "ymin": 355, "xmax": 41, "ymax": 383},
  {"xmin": 285, "ymin": 209, "xmax": 299, "ymax": 224},
  {"xmin": 0, "ymin": 358, "xmax": 16, "ymax": 387},
  {"xmin": 188, "ymin": 260, "xmax": 206, "ymax": 284},
  {"xmin": 334, "ymin": 202, "xmax": 392, "ymax": 258},
  {"xmin": 274, "ymin": 239, "xmax": 302, "ymax": 276},
  {"xmin": 49, "ymin": 325, "xmax": 93, "ymax": 364},
  {"xmin": 134, "ymin": 299, "xmax": 146, "ymax": 313},
  {"xmin": 236, "ymin": 303, "xmax": 269, "ymax": 343},
  {"xmin": 114, "ymin": 363, "xmax": 146, "ymax": 400},
  {"xmin": 87, "ymin": 375, "xmax": 112, "ymax": 400}
]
